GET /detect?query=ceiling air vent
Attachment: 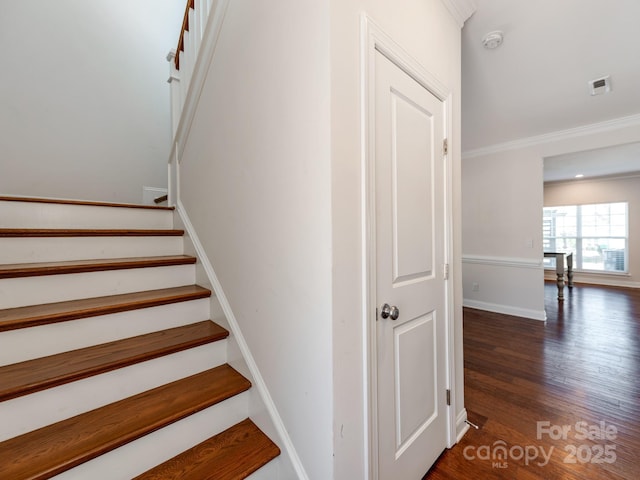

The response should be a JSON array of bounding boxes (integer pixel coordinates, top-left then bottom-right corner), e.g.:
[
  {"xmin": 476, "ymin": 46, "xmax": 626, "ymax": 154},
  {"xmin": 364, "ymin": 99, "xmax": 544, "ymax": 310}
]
[{"xmin": 589, "ymin": 76, "xmax": 611, "ymax": 96}]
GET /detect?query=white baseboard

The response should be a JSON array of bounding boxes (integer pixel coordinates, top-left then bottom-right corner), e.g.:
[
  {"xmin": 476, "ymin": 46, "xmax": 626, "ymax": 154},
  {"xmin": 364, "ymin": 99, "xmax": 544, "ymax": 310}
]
[
  {"xmin": 456, "ymin": 408, "xmax": 470, "ymax": 443},
  {"xmin": 175, "ymin": 201, "xmax": 308, "ymax": 480},
  {"xmin": 463, "ymin": 299, "xmax": 547, "ymax": 321}
]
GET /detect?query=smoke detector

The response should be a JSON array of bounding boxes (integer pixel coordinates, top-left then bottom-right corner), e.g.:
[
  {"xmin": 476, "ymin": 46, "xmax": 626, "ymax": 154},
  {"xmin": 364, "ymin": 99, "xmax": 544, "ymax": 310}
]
[
  {"xmin": 482, "ymin": 31, "xmax": 504, "ymax": 49},
  {"xmin": 589, "ymin": 76, "xmax": 611, "ymax": 96}
]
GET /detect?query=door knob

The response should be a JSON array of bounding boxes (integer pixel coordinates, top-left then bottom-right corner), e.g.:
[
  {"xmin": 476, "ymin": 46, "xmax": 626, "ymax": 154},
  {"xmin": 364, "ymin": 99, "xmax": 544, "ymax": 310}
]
[{"xmin": 380, "ymin": 303, "xmax": 400, "ymax": 320}]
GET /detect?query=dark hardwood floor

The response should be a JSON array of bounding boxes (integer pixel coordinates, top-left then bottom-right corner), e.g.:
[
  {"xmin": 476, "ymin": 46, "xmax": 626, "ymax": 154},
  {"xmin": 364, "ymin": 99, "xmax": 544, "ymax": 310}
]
[{"xmin": 425, "ymin": 281, "xmax": 640, "ymax": 479}]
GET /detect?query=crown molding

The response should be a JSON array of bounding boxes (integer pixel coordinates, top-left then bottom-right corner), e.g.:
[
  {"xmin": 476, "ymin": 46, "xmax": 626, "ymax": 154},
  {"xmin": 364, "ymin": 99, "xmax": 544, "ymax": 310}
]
[
  {"xmin": 544, "ymin": 170, "xmax": 640, "ymax": 186},
  {"xmin": 462, "ymin": 113, "xmax": 640, "ymax": 159},
  {"xmin": 441, "ymin": 0, "xmax": 477, "ymax": 28}
]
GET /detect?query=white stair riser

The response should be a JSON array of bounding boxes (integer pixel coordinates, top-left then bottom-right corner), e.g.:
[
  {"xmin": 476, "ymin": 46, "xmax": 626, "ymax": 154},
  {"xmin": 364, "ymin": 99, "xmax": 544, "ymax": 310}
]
[
  {"xmin": 0, "ymin": 264, "xmax": 195, "ymax": 309},
  {"xmin": 0, "ymin": 299, "xmax": 211, "ymax": 366},
  {"xmin": 0, "ymin": 236, "xmax": 184, "ymax": 264},
  {"xmin": 51, "ymin": 391, "xmax": 250, "ymax": 480},
  {"xmin": 0, "ymin": 342, "xmax": 228, "ymax": 442},
  {"xmin": 0, "ymin": 202, "xmax": 279, "ymax": 478},
  {"xmin": 0, "ymin": 201, "xmax": 173, "ymax": 230}
]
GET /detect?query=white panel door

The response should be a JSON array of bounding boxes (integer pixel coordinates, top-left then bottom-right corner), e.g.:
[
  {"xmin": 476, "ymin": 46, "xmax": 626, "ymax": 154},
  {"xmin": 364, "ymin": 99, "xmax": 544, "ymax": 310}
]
[{"xmin": 375, "ymin": 50, "xmax": 448, "ymax": 479}]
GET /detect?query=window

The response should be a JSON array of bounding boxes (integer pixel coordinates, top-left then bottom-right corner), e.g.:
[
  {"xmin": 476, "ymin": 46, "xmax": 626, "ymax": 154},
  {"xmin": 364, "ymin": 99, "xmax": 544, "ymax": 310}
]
[{"xmin": 543, "ymin": 202, "xmax": 628, "ymax": 273}]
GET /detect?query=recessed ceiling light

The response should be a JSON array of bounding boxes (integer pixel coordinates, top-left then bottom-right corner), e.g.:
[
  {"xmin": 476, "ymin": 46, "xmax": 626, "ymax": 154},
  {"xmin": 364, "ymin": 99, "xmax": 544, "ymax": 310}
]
[
  {"xmin": 482, "ymin": 31, "xmax": 504, "ymax": 49},
  {"xmin": 575, "ymin": 174, "xmax": 584, "ymax": 178}
]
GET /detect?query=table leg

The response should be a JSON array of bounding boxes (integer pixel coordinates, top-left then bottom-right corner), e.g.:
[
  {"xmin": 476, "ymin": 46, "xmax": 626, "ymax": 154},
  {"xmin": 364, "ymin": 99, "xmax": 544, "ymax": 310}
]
[
  {"xmin": 556, "ymin": 273, "xmax": 565, "ymax": 300},
  {"xmin": 555, "ymin": 253, "xmax": 565, "ymax": 300},
  {"xmin": 566, "ymin": 253, "xmax": 574, "ymax": 288}
]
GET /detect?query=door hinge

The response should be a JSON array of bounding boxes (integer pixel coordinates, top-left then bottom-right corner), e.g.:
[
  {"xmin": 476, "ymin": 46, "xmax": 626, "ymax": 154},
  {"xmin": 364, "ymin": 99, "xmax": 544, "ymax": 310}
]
[
  {"xmin": 443, "ymin": 138, "xmax": 448, "ymax": 156},
  {"xmin": 446, "ymin": 389, "xmax": 451, "ymax": 406},
  {"xmin": 443, "ymin": 263, "xmax": 450, "ymax": 280}
]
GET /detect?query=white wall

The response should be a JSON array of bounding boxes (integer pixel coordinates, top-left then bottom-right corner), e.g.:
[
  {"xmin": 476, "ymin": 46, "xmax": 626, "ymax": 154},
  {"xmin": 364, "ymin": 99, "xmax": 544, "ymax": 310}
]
[
  {"xmin": 176, "ymin": 1, "xmax": 465, "ymax": 478},
  {"xmin": 461, "ymin": 149, "xmax": 546, "ymax": 319},
  {"xmin": 462, "ymin": 116, "xmax": 640, "ymax": 320},
  {"xmin": 330, "ymin": 1, "xmax": 465, "ymax": 478},
  {"xmin": 176, "ymin": 1, "xmax": 333, "ymax": 479},
  {"xmin": 545, "ymin": 175, "xmax": 640, "ymax": 288},
  {"xmin": 0, "ymin": 0, "xmax": 184, "ymax": 203}
]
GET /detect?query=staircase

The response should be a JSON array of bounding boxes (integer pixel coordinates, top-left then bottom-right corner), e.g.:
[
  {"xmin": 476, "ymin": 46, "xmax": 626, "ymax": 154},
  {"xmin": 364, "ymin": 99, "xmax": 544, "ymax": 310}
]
[{"xmin": 0, "ymin": 196, "xmax": 280, "ymax": 479}]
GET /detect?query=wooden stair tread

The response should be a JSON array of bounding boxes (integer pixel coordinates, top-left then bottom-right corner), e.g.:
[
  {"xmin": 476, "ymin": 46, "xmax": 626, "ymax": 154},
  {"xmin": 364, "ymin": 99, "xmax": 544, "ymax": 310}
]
[
  {"xmin": 0, "ymin": 321, "xmax": 228, "ymax": 402},
  {"xmin": 0, "ymin": 285, "xmax": 211, "ymax": 332},
  {"xmin": 134, "ymin": 418, "xmax": 280, "ymax": 480},
  {"xmin": 0, "ymin": 365, "xmax": 251, "ymax": 480},
  {"xmin": 0, "ymin": 195, "xmax": 174, "ymax": 210},
  {"xmin": 0, "ymin": 255, "xmax": 196, "ymax": 279},
  {"xmin": 0, "ymin": 228, "xmax": 184, "ymax": 237}
]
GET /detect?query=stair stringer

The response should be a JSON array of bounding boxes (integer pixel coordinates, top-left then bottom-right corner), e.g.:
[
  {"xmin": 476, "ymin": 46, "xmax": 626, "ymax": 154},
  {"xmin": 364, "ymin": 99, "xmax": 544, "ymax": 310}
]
[{"xmin": 173, "ymin": 202, "xmax": 304, "ymax": 480}]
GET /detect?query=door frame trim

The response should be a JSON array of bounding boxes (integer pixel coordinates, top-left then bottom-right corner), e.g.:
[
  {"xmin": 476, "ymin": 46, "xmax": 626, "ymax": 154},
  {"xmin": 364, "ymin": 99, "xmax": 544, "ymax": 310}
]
[{"xmin": 360, "ymin": 15, "xmax": 457, "ymax": 480}]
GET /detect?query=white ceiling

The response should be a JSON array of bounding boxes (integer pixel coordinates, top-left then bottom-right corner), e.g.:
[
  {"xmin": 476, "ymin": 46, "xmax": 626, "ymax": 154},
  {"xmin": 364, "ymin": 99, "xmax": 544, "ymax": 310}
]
[
  {"xmin": 461, "ymin": 0, "xmax": 640, "ymax": 180},
  {"xmin": 544, "ymin": 142, "xmax": 640, "ymax": 182}
]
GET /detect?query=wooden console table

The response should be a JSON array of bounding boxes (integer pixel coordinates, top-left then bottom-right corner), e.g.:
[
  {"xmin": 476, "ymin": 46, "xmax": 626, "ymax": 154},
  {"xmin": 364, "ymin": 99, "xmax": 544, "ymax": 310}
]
[{"xmin": 544, "ymin": 252, "xmax": 574, "ymax": 300}]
